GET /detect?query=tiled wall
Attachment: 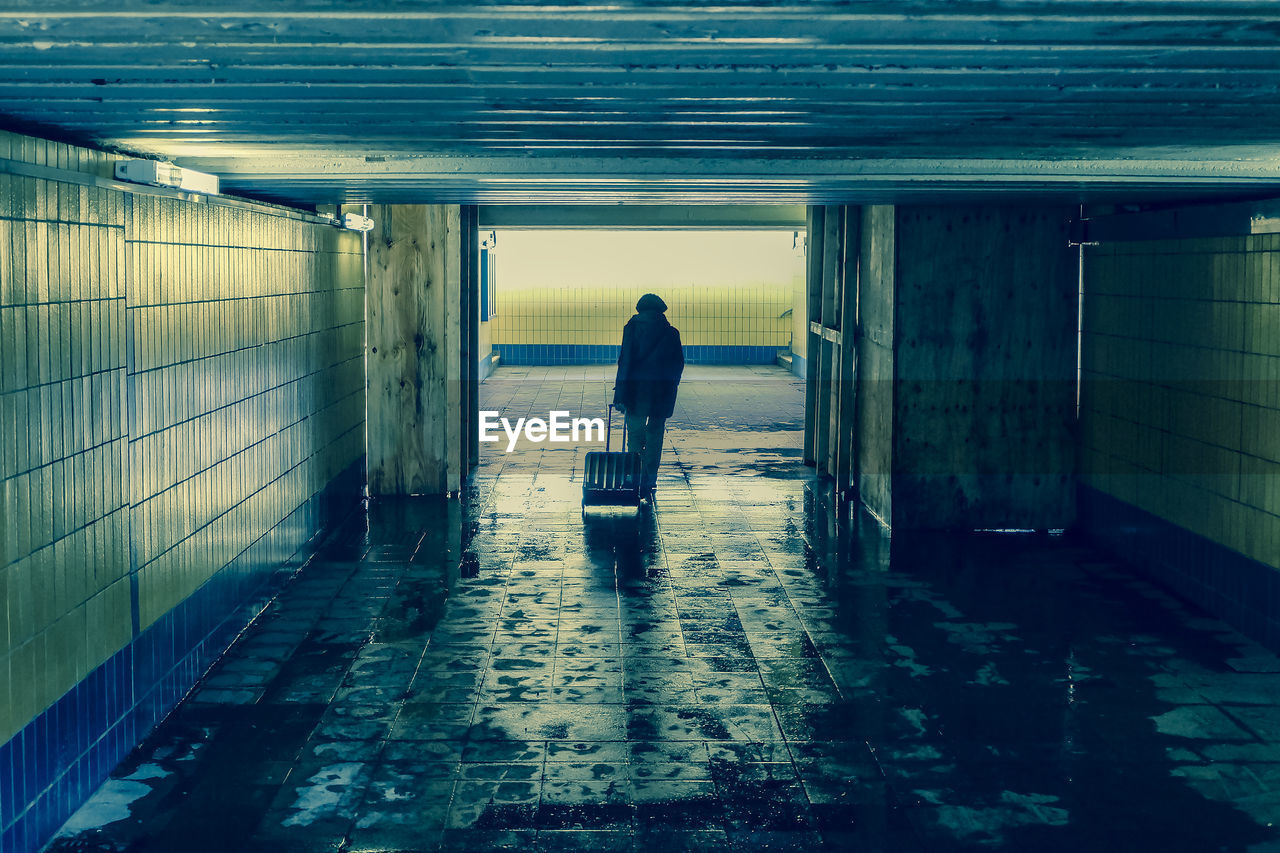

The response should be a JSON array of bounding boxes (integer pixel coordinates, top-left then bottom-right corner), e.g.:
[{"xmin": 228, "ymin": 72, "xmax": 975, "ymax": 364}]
[
  {"xmin": 127, "ymin": 194, "xmax": 365, "ymax": 629},
  {"xmin": 789, "ymin": 261, "xmax": 808, "ymax": 378},
  {"xmin": 1080, "ymin": 232, "xmax": 1280, "ymax": 645},
  {"xmin": 0, "ymin": 131, "xmax": 365, "ymax": 851},
  {"xmin": 492, "ymin": 284, "xmax": 791, "ymax": 364},
  {"xmin": 1, "ymin": 133, "xmax": 133, "ymax": 762},
  {"xmin": 478, "ymin": 314, "xmax": 494, "ymax": 379}
]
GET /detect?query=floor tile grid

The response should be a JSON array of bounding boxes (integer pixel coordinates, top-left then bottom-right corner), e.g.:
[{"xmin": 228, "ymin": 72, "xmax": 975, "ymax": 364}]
[
  {"xmin": 450, "ymin": 368, "xmax": 870, "ymax": 840},
  {"xmin": 350, "ymin": 517, "xmax": 481, "ymax": 845},
  {"xmin": 334, "ymin": 507, "xmax": 493, "ymax": 849},
  {"xmin": 633, "ymin": 452, "xmax": 839, "ymax": 831},
  {"xmin": 659, "ymin": 481, "xmax": 866, "ymax": 825},
  {"xmin": 408, "ymin": 410, "xmax": 825, "ymax": 840},
  {"xmin": 55, "ymin": 367, "xmax": 1280, "ymax": 851},
  {"xmin": 293, "ymin": 557, "xmax": 421, "ymax": 793}
]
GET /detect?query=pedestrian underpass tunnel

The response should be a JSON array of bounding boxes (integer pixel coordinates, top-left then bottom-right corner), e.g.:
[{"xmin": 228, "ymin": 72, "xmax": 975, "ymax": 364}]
[{"xmin": 5, "ymin": 4, "xmax": 1280, "ymax": 851}]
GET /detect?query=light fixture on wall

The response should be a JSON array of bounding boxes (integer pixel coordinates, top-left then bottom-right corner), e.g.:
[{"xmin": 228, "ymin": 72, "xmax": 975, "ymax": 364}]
[
  {"xmin": 342, "ymin": 212, "xmax": 375, "ymax": 232},
  {"xmin": 114, "ymin": 159, "xmax": 220, "ymax": 195}
]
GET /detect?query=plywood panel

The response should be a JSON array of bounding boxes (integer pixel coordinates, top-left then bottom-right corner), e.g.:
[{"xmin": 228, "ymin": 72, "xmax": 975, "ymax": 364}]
[
  {"xmin": 836, "ymin": 206, "xmax": 861, "ymax": 494},
  {"xmin": 821, "ymin": 206, "xmax": 842, "ymax": 331},
  {"xmin": 822, "ymin": 206, "xmax": 844, "ymax": 478},
  {"xmin": 802, "ymin": 206, "xmax": 824, "ymax": 466},
  {"xmin": 367, "ymin": 204, "xmax": 466, "ymax": 496},
  {"xmin": 892, "ymin": 205, "xmax": 1077, "ymax": 529},
  {"xmin": 444, "ymin": 205, "xmax": 464, "ymax": 495},
  {"xmin": 463, "ymin": 206, "xmax": 481, "ymax": 470},
  {"xmin": 856, "ymin": 205, "xmax": 896, "ymax": 525}
]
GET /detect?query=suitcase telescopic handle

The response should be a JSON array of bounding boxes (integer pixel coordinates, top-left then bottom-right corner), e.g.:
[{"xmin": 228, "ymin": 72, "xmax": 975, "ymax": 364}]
[{"xmin": 607, "ymin": 403, "xmax": 627, "ymax": 452}]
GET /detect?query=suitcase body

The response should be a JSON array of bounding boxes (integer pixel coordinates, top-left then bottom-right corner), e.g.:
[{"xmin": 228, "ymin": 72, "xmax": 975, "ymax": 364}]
[{"xmin": 582, "ymin": 404, "xmax": 642, "ymax": 508}]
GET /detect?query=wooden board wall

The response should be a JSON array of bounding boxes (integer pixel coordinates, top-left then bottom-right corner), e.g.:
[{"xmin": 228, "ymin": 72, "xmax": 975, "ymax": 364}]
[
  {"xmin": 367, "ymin": 204, "xmax": 469, "ymax": 496},
  {"xmin": 856, "ymin": 206, "xmax": 896, "ymax": 525},
  {"xmin": 804, "ymin": 203, "xmax": 1075, "ymax": 530},
  {"xmin": 803, "ymin": 205, "xmax": 862, "ymax": 497},
  {"xmin": 462, "ymin": 206, "xmax": 481, "ymax": 471},
  {"xmin": 892, "ymin": 205, "xmax": 1077, "ymax": 529},
  {"xmin": 836, "ymin": 209, "xmax": 861, "ymax": 494},
  {"xmin": 802, "ymin": 207, "xmax": 824, "ymax": 466}
]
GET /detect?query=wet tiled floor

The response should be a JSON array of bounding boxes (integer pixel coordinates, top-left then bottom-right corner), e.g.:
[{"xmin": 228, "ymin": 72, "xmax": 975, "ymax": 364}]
[{"xmin": 48, "ymin": 367, "xmax": 1280, "ymax": 851}]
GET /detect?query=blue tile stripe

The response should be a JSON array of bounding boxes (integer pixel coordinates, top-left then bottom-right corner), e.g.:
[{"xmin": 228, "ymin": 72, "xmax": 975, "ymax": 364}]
[
  {"xmin": 494, "ymin": 343, "xmax": 783, "ymax": 366},
  {"xmin": 1079, "ymin": 485, "xmax": 1280, "ymax": 652},
  {"xmin": 0, "ymin": 460, "xmax": 364, "ymax": 853},
  {"xmin": 789, "ymin": 352, "xmax": 807, "ymax": 380}
]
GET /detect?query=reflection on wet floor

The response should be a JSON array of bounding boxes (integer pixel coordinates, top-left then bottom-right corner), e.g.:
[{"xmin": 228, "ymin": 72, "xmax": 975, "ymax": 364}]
[{"xmin": 48, "ymin": 367, "xmax": 1280, "ymax": 851}]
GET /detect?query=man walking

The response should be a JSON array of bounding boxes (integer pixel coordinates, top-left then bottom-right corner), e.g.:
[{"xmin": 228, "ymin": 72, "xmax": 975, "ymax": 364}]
[{"xmin": 613, "ymin": 293, "xmax": 685, "ymax": 498}]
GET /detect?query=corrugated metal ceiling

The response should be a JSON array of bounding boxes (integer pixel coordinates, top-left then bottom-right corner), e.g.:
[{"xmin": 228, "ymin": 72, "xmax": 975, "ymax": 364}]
[{"xmin": 3, "ymin": 1, "xmax": 1280, "ymax": 205}]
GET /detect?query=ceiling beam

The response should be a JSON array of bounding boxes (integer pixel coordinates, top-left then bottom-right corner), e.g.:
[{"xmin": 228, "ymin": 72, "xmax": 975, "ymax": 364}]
[{"xmin": 477, "ymin": 204, "xmax": 807, "ymax": 229}]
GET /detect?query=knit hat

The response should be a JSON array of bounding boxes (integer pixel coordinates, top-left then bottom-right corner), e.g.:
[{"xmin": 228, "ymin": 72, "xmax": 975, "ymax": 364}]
[{"xmin": 636, "ymin": 293, "xmax": 668, "ymax": 312}]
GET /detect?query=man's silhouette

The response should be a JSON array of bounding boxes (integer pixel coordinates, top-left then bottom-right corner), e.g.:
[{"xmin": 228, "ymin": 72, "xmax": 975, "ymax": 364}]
[{"xmin": 613, "ymin": 293, "xmax": 685, "ymax": 498}]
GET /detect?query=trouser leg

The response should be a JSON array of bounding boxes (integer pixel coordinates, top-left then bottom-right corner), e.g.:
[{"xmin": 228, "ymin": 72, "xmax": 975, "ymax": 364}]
[
  {"xmin": 624, "ymin": 413, "xmax": 647, "ymax": 460},
  {"xmin": 642, "ymin": 417, "xmax": 666, "ymax": 489}
]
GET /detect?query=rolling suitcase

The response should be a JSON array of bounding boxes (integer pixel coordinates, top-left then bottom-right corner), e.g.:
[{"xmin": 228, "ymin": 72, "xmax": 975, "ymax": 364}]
[{"xmin": 582, "ymin": 404, "xmax": 642, "ymax": 510}]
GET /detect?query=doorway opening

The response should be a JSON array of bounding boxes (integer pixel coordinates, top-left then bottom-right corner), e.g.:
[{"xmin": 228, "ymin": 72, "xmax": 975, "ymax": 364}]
[{"xmin": 472, "ymin": 227, "xmax": 810, "ymax": 506}]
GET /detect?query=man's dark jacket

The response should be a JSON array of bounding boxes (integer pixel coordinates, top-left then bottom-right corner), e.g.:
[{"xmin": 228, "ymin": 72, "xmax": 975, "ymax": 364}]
[{"xmin": 614, "ymin": 310, "xmax": 685, "ymax": 419}]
